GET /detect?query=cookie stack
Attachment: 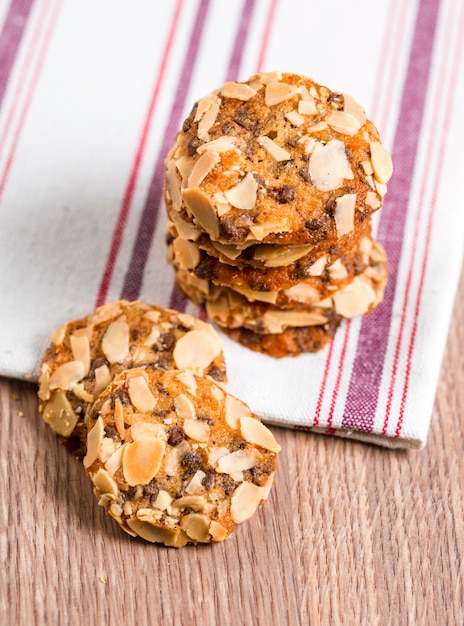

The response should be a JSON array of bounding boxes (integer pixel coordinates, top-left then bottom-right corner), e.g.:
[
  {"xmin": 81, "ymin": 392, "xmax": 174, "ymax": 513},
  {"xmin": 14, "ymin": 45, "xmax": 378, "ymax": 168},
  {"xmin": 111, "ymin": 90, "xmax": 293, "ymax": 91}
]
[
  {"xmin": 38, "ymin": 300, "xmax": 280, "ymax": 547},
  {"xmin": 164, "ymin": 72, "xmax": 392, "ymax": 357}
]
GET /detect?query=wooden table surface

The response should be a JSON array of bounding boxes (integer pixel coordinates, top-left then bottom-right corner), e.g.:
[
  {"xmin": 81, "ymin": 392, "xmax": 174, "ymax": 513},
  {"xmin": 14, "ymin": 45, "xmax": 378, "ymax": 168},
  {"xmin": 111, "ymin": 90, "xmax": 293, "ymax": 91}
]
[{"xmin": 2, "ymin": 271, "xmax": 463, "ymax": 626}]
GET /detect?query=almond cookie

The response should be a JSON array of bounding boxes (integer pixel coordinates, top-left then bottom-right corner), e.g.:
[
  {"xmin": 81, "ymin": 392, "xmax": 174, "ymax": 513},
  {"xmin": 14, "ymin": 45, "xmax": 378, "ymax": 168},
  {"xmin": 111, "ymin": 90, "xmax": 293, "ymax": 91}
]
[
  {"xmin": 173, "ymin": 237, "xmax": 388, "ymax": 332},
  {"xmin": 164, "ymin": 71, "xmax": 392, "ymax": 247},
  {"xmin": 168, "ymin": 221, "xmax": 374, "ymax": 297},
  {"xmin": 38, "ymin": 300, "xmax": 227, "ymax": 456},
  {"xmin": 83, "ymin": 366, "xmax": 280, "ymax": 547}
]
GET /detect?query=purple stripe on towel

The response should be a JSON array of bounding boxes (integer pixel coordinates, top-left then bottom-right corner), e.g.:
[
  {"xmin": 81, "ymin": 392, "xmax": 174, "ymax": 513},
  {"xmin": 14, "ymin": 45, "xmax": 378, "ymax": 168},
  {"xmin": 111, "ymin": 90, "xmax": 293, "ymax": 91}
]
[{"xmin": 342, "ymin": 0, "xmax": 442, "ymax": 432}]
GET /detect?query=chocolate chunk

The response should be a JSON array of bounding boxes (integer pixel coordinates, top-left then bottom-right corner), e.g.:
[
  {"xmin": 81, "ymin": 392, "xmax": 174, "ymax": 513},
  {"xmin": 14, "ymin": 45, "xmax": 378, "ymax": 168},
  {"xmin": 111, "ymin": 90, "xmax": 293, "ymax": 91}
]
[
  {"xmin": 113, "ymin": 389, "xmax": 131, "ymax": 406},
  {"xmin": 158, "ymin": 332, "xmax": 175, "ymax": 351},
  {"xmin": 88, "ymin": 356, "xmax": 109, "ymax": 379},
  {"xmin": 187, "ymin": 136, "xmax": 204, "ymax": 156},
  {"xmin": 181, "ymin": 450, "xmax": 203, "ymax": 478},
  {"xmin": 305, "ymin": 218, "xmax": 325, "ymax": 231},
  {"xmin": 201, "ymin": 469, "xmax": 215, "ymax": 491},
  {"xmin": 278, "ymin": 185, "xmax": 296, "ymax": 204},
  {"xmin": 298, "ymin": 167, "xmax": 310, "ymax": 182},
  {"xmin": 104, "ymin": 425, "xmax": 119, "ymax": 440},
  {"xmin": 206, "ymin": 365, "xmax": 226, "ymax": 382},
  {"xmin": 168, "ymin": 426, "xmax": 186, "ymax": 446},
  {"xmin": 233, "ymin": 105, "xmax": 258, "ymax": 131}
]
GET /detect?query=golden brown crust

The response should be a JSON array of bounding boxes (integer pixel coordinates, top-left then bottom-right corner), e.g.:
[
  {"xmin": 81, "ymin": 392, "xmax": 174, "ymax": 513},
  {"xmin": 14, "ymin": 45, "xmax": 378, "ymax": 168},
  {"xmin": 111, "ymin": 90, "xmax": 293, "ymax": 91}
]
[
  {"xmin": 38, "ymin": 300, "xmax": 227, "ymax": 457},
  {"xmin": 83, "ymin": 367, "xmax": 279, "ymax": 546},
  {"xmin": 164, "ymin": 72, "xmax": 391, "ymax": 247}
]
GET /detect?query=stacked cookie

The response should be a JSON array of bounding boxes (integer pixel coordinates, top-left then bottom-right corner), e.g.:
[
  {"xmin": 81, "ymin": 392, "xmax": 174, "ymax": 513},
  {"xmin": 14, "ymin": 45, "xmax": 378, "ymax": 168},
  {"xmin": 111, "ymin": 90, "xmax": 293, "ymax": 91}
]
[
  {"xmin": 38, "ymin": 300, "xmax": 280, "ymax": 547},
  {"xmin": 164, "ymin": 72, "xmax": 392, "ymax": 357}
]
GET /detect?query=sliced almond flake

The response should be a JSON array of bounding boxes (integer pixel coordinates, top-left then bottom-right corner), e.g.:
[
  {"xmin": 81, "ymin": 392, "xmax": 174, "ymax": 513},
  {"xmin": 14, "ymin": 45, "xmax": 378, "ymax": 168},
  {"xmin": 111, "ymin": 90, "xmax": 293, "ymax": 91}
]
[
  {"xmin": 48, "ymin": 360, "xmax": 85, "ymax": 391},
  {"xmin": 89, "ymin": 301, "xmax": 123, "ymax": 325},
  {"xmin": 247, "ymin": 219, "xmax": 289, "ymax": 241},
  {"xmin": 307, "ymin": 121, "xmax": 328, "ymax": 133},
  {"xmin": 224, "ymin": 172, "xmax": 257, "ymax": 210},
  {"xmin": 172, "ymin": 237, "xmax": 200, "ymax": 270},
  {"xmin": 326, "ymin": 110, "xmax": 362, "ymax": 135},
  {"xmin": 309, "ymin": 139, "xmax": 354, "ymax": 192},
  {"xmin": 361, "ymin": 159, "xmax": 374, "ymax": 176},
  {"xmin": 258, "ymin": 136, "xmax": 291, "ymax": 162},
  {"xmin": 211, "ymin": 240, "xmax": 243, "ymax": 261},
  {"xmin": 365, "ymin": 190, "xmax": 381, "ymax": 210},
  {"xmin": 359, "ymin": 236, "xmax": 373, "ymax": 255},
  {"xmin": 316, "ymin": 297, "xmax": 333, "ymax": 308},
  {"xmin": 265, "ymin": 81, "xmax": 298, "ymax": 106},
  {"xmin": 128, "ymin": 375, "xmax": 157, "ymax": 412},
  {"xmin": 198, "ymin": 95, "xmax": 221, "ymax": 140},
  {"xmin": 126, "ymin": 519, "xmax": 180, "ymax": 546},
  {"xmin": 99, "ymin": 437, "xmax": 120, "ymax": 463},
  {"xmin": 343, "ymin": 93, "xmax": 366, "ymax": 125},
  {"xmin": 254, "ymin": 243, "xmax": 314, "ymax": 268},
  {"xmin": 375, "ymin": 180, "xmax": 387, "ymax": 198},
  {"xmin": 208, "ymin": 446, "xmax": 230, "ymax": 468},
  {"xmin": 183, "ymin": 419, "xmax": 211, "ymax": 443},
  {"xmin": 185, "ymin": 469, "xmax": 207, "ymax": 494},
  {"xmin": 153, "ymin": 490, "xmax": 173, "ymax": 511},
  {"xmin": 232, "ymin": 284, "xmax": 278, "ymax": 304},
  {"xmin": 284, "ymin": 282, "xmax": 320, "ymax": 304},
  {"xmin": 38, "ymin": 365, "xmax": 51, "ymax": 401},
  {"xmin": 187, "ymin": 151, "xmax": 220, "ymax": 188},
  {"xmin": 92, "ymin": 468, "xmax": 119, "ymax": 496},
  {"xmin": 143, "ymin": 310, "xmax": 161, "ymax": 323},
  {"xmin": 230, "ymin": 481, "xmax": 266, "ymax": 523},
  {"xmin": 101, "ymin": 316, "xmax": 130, "ymax": 364},
  {"xmin": 83, "ymin": 416, "xmax": 104, "ymax": 468},
  {"xmin": 168, "ymin": 207, "xmax": 201, "ymax": 241},
  {"xmin": 123, "ymin": 438, "xmax": 165, "ymax": 486},
  {"xmin": 262, "ymin": 310, "xmax": 327, "ymax": 333},
  {"xmin": 175, "ymin": 155, "xmax": 194, "ymax": 186},
  {"xmin": 335, "ymin": 193, "xmax": 356, "ymax": 237},
  {"xmin": 143, "ymin": 326, "xmax": 161, "ymax": 347},
  {"xmin": 285, "ymin": 110, "xmax": 304, "ymax": 126},
  {"xmin": 104, "ymin": 444, "xmax": 124, "ymax": 475},
  {"xmin": 299, "ymin": 136, "xmax": 317, "ymax": 154},
  {"xmin": 197, "ymin": 136, "xmax": 238, "ymax": 154},
  {"xmin": 298, "ymin": 99, "xmax": 317, "ymax": 115},
  {"xmin": 42, "ymin": 390, "xmax": 78, "ymax": 437},
  {"xmin": 213, "ymin": 192, "xmax": 232, "ymax": 217},
  {"xmin": 50, "ymin": 323, "xmax": 67, "ymax": 346},
  {"xmin": 165, "ymin": 159, "xmax": 183, "ymax": 210},
  {"xmin": 333, "ymin": 276, "xmax": 376, "ymax": 318},
  {"xmin": 94, "ymin": 364, "xmax": 112, "ymax": 397},
  {"xmin": 172, "ymin": 495, "xmax": 206, "ymax": 511},
  {"xmin": 69, "ymin": 334, "xmax": 91, "ymax": 376},
  {"xmin": 225, "ymin": 395, "xmax": 251, "ymax": 430},
  {"xmin": 174, "ymin": 393, "xmax": 196, "ymax": 421},
  {"xmin": 210, "ymin": 384, "xmax": 224, "ymax": 401},
  {"xmin": 175, "ymin": 369, "xmax": 197, "ymax": 394},
  {"xmin": 182, "ymin": 188, "xmax": 220, "ymax": 239},
  {"xmin": 180, "ymin": 513, "xmax": 211, "ymax": 543},
  {"xmin": 217, "ymin": 449, "xmax": 257, "ymax": 474},
  {"xmin": 328, "ymin": 258, "xmax": 348, "ymax": 280},
  {"xmin": 209, "ymin": 520, "xmax": 228, "ymax": 542},
  {"xmin": 220, "ymin": 81, "xmax": 257, "ymax": 100},
  {"xmin": 307, "ymin": 255, "xmax": 327, "ymax": 276},
  {"xmin": 173, "ymin": 329, "xmax": 222, "ymax": 370},
  {"xmin": 194, "ymin": 92, "xmax": 218, "ymax": 122},
  {"xmin": 240, "ymin": 416, "xmax": 281, "ymax": 453},
  {"xmin": 370, "ymin": 141, "xmax": 393, "ymax": 184},
  {"xmin": 259, "ymin": 71, "xmax": 282, "ymax": 84},
  {"xmin": 71, "ymin": 383, "xmax": 94, "ymax": 404},
  {"xmin": 130, "ymin": 421, "xmax": 164, "ymax": 441}
]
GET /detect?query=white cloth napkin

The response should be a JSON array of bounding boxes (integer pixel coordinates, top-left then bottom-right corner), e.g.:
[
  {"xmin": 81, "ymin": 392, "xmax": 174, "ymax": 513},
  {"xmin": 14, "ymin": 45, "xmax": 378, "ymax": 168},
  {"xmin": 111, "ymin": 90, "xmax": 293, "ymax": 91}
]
[{"xmin": 1, "ymin": 0, "xmax": 463, "ymax": 449}]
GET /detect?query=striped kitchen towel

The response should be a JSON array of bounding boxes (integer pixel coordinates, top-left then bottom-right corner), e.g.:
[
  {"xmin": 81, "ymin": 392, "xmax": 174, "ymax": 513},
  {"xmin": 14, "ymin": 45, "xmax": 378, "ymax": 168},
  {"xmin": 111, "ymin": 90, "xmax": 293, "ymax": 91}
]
[{"xmin": 0, "ymin": 0, "xmax": 463, "ymax": 448}]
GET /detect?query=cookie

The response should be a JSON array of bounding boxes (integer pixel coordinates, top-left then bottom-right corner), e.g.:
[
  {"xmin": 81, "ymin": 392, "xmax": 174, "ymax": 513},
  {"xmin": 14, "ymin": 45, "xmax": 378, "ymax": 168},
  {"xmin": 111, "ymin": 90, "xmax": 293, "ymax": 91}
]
[
  {"xmin": 168, "ymin": 221, "xmax": 374, "ymax": 297},
  {"xmin": 164, "ymin": 71, "xmax": 392, "ymax": 247},
  {"xmin": 174, "ymin": 237, "xmax": 388, "ymax": 334},
  {"xmin": 38, "ymin": 300, "xmax": 227, "ymax": 456},
  {"xmin": 83, "ymin": 366, "xmax": 280, "ymax": 547}
]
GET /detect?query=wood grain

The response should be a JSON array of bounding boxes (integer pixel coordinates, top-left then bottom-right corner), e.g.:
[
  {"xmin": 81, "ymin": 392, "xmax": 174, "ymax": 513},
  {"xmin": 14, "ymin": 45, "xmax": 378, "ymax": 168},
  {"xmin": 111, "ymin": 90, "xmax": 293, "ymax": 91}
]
[{"xmin": 1, "ymin": 271, "xmax": 463, "ymax": 626}]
